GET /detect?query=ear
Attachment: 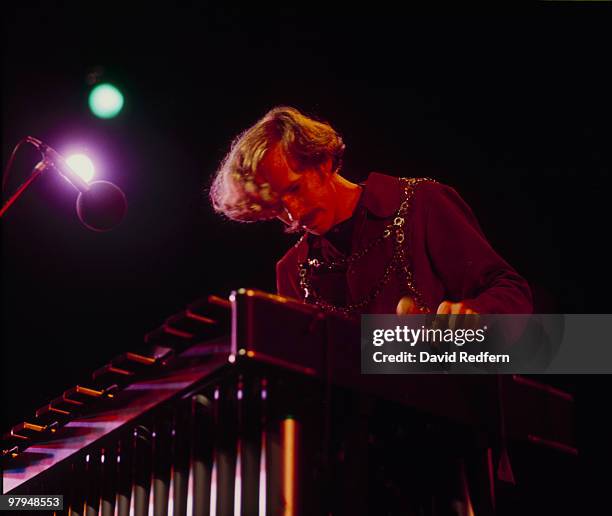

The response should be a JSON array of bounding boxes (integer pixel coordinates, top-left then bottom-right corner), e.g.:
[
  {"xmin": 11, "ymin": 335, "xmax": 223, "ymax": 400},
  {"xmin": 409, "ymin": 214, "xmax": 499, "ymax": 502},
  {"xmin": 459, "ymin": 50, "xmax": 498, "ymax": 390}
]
[{"xmin": 317, "ymin": 157, "xmax": 334, "ymax": 179}]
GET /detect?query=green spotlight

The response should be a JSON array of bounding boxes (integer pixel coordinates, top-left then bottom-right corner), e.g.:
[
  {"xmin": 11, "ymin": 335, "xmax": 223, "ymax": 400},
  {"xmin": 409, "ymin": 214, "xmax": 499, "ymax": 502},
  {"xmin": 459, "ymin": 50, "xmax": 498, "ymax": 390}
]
[{"xmin": 88, "ymin": 83, "xmax": 124, "ymax": 119}]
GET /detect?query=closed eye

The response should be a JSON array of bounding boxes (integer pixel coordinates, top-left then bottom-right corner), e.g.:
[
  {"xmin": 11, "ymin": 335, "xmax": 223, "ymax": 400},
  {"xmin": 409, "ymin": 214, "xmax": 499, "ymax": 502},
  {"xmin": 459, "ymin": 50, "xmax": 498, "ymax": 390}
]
[{"xmin": 285, "ymin": 182, "xmax": 300, "ymax": 194}]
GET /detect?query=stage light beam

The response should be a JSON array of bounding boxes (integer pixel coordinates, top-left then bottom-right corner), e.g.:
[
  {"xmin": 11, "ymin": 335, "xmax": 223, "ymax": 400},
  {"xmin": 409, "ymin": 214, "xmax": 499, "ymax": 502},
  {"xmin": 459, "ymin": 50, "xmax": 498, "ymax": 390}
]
[
  {"xmin": 88, "ymin": 83, "xmax": 124, "ymax": 119},
  {"xmin": 65, "ymin": 154, "xmax": 95, "ymax": 183}
]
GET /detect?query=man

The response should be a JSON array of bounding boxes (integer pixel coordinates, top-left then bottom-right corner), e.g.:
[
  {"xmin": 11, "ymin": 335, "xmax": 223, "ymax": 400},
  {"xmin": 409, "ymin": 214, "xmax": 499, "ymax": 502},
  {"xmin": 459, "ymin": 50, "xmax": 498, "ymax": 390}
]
[
  {"xmin": 211, "ymin": 106, "xmax": 532, "ymax": 316},
  {"xmin": 211, "ymin": 106, "xmax": 529, "ymax": 514}
]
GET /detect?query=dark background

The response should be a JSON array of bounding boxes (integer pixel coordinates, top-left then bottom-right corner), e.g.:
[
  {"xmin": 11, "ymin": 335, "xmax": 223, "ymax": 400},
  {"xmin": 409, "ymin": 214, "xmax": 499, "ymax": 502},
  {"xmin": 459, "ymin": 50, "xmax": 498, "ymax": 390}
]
[{"xmin": 2, "ymin": 2, "xmax": 611, "ymax": 505}]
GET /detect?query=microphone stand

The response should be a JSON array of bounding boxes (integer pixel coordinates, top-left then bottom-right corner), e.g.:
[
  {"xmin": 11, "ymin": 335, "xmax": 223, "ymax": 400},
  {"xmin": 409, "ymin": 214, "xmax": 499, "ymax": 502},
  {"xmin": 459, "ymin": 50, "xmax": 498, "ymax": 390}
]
[
  {"xmin": 0, "ymin": 159, "xmax": 49, "ymax": 218},
  {"xmin": 1, "ymin": 137, "xmax": 90, "ymax": 219},
  {"xmin": 2, "ymin": 136, "xmax": 127, "ymax": 231}
]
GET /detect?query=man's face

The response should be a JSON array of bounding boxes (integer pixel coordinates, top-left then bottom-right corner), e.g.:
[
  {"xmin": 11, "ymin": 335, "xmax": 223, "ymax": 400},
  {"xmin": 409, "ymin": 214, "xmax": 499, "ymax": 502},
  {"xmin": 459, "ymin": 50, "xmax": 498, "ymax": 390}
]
[{"xmin": 257, "ymin": 144, "xmax": 337, "ymax": 235}]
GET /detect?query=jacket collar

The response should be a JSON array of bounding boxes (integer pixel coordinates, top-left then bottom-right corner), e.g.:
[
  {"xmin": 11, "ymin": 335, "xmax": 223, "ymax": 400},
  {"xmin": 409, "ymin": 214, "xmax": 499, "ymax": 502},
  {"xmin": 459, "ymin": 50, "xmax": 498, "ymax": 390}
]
[{"xmin": 361, "ymin": 172, "xmax": 402, "ymax": 218}]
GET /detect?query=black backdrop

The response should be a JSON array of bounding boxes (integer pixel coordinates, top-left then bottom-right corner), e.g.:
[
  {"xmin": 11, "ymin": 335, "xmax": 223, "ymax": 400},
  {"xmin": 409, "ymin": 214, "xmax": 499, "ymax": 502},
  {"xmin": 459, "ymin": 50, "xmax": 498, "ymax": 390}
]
[{"xmin": 2, "ymin": 3, "xmax": 611, "ymax": 506}]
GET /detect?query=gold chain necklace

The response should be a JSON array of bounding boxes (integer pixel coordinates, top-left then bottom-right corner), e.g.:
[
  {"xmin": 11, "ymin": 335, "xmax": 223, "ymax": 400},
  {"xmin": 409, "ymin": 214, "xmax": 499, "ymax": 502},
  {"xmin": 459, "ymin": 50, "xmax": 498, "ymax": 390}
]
[{"xmin": 298, "ymin": 177, "xmax": 434, "ymax": 317}]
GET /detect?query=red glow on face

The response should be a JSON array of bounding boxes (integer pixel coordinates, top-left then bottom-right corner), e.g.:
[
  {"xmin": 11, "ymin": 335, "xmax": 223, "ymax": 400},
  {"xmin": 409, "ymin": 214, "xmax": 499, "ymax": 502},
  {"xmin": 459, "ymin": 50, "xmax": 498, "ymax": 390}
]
[{"xmin": 257, "ymin": 144, "xmax": 336, "ymax": 235}]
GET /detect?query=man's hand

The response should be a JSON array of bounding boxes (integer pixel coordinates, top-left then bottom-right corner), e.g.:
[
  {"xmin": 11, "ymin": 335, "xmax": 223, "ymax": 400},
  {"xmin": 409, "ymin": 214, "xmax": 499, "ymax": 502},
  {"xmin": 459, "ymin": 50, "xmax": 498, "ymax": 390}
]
[
  {"xmin": 396, "ymin": 296, "xmax": 429, "ymax": 315},
  {"xmin": 396, "ymin": 297, "xmax": 479, "ymax": 316},
  {"xmin": 435, "ymin": 301, "xmax": 480, "ymax": 332},
  {"xmin": 436, "ymin": 301, "xmax": 478, "ymax": 315}
]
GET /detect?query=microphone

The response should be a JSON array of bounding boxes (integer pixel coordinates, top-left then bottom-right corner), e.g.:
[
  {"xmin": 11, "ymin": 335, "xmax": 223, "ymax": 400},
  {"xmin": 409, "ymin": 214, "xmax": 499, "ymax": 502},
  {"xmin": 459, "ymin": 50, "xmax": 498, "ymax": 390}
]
[
  {"xmin": 76, "ymin": 180, "xmax": 128, "ymax": 232},
  {"xmin": 26, "ymin": 137, "xmax": 128, "ymax": 231}
]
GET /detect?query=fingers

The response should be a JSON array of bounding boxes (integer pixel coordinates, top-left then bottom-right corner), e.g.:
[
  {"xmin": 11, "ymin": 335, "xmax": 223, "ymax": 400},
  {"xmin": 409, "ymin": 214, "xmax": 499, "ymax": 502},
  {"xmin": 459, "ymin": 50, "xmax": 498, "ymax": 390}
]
[
  {"xmin": 436, "ymin": 301, "xmax": 451, "ymax": 314},
  {"xmin": 396, "ymin": 296, "xmax": 432, "ymax": 315},
  {"xmin": 396, "ymin": 296, "xmax": 418, "ymax": 315},
  {"xmin": 436, "ymin": 301, "xmax": 478, "ymax": 315},
  {"xmin": 436, "ymin": 301, "xmax": 480, "ymax": 332}
]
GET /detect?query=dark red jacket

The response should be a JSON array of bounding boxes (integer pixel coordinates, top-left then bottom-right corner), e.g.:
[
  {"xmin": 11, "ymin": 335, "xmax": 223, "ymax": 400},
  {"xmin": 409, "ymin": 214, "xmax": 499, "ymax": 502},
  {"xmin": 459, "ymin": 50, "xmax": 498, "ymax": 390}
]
[{"xmin": 276, "ymin": 173, "xmax": 532, "ymax": 314}]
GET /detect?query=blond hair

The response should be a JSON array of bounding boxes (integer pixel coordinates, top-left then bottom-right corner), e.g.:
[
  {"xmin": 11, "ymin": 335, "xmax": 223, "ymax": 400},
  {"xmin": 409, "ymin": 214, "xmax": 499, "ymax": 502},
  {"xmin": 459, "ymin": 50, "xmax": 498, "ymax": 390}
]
[{"xmin": 210, "ymin": 106, "xmax": 345, "ymax": 221}]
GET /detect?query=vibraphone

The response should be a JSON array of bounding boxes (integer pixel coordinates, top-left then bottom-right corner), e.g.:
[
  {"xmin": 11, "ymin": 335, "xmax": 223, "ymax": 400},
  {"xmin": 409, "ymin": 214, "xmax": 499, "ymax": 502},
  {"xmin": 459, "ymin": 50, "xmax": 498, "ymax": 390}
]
[{"xmin": 1, "ymin": 289, "xmax": 576, "ymax": 515}]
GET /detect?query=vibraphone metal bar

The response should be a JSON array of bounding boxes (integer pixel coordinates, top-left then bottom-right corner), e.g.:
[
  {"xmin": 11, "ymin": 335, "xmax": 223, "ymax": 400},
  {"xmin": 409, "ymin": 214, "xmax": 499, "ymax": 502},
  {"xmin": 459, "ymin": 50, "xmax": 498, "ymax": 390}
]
[
  {"xmin": 2, "ymin": 289, "xmax": 576, "ymax": 515},
  {"xmin": 2, "ymin": 345, "xmax": 327, "ymax": 514}
]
